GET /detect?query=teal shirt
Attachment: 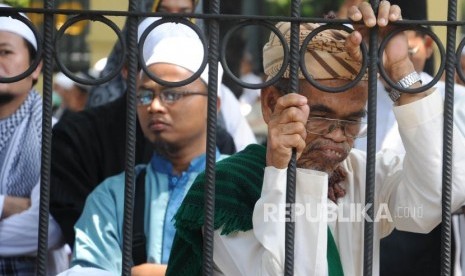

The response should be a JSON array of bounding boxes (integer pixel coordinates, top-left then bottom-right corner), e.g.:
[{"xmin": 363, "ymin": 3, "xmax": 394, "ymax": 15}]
[{"xmin": 71, "ymin": 151, "xmax": 223, "ymax": 274}]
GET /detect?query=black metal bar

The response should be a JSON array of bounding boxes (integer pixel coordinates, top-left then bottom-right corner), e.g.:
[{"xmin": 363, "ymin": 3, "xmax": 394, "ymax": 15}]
[
  {"xmin": 441, "ymin": 0, "xmax": 457, "ymax": 275},
  {"xmin": 0, "ymin": 1, "xmax": 460, "ymax": 275},
  {"xmin": 202, "ymin": 0, "xmax": 220, "ymax": 274},
  {"xmin": 284, "ymin": 0, "xmax": 301, "ymax": 275},
  {"xmin": 4, "ymin": 6, "xmax": 465, "ymax": 27},
  {"xmin": 121, "ymin": 0, "xmax": 138, "ymax": 275},
  {"xmin": 36, "ymin": 0, "xmax": 54, "ymax": 274},
  {"xmin": 363, "ymin": 1, "xmax": 379, "ymax": 275}
]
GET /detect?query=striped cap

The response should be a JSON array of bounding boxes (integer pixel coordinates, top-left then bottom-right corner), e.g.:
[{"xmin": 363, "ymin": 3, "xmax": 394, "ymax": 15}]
[{"xmin": 263, "ymin": 22, "xmax": 368, "ymax": 81}]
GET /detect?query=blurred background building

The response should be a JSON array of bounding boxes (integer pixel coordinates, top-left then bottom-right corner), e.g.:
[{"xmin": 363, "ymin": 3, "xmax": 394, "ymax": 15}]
[{"xmin": 0, "ymin": 0, "xmax": 459, "ymax": 81}]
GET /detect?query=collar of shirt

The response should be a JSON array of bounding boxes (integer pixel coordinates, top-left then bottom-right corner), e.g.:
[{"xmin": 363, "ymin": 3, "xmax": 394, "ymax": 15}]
[{"xmin": 150, "ymin": 148, "xmax": 221, "ymax": 178}]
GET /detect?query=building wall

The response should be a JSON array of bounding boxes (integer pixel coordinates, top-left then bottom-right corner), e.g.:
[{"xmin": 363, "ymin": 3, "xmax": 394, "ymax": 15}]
[
  {"xmin": 86, "ymin": 0, "xmax": 127, "ymax": 70},
  {"xmin": 27, "ymin": 0, "xmax": 460, "ymax": 96},
  {"xmin": 428, "ymin": 0, "xmax": 463, "ymax": 72}
]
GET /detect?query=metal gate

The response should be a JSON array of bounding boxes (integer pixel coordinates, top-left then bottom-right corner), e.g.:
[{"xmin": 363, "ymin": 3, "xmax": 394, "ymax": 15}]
[{"xmin": 0, "ymin": 0, "xmax": 460, "ymax": 275}]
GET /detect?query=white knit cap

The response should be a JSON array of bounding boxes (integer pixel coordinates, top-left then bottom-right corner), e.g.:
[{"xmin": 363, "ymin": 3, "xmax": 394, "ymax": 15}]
[
  {"xmin": 54, "ymin": 72, "xmax": 75, "ymax": 89},
  {"xmin": 138, "ymin": 17, "xmax": 198, "ymax": 62},
  {"xmin": 0, "ymin": 4, "xmax": 37, "ymax": 50},
  {"xmin": 138, "ymin": 17, "xmax": 223, "ymax": 91}
]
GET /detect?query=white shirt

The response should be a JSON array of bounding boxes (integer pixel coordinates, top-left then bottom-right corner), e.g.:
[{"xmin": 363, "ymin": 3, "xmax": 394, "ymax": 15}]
[
  {"xmin": 239, "ymin": 73, "xmax": 262, "ymax": 106},
  {"xmin": 353, "ymin": 80, "xmax": 396, "ymax": 152},
  {"xmin": 210, "ymin": 90, "xmax": 465, "ymax": 275},
  {"xmin": 381, "ymin": 72, "xmax": 465, "ymax": 153},
  {"xmin": 0, "ymin": 117, "xmax": 68, "ymax": 275},
  {"xmin": 0, "ymin": 183, "xmax": 69, "ymax": 275},
  {"xmin": 219, "ymin": 84, "xmax": 257, "ymax": 151},
  {"xmin": 380, "ymin": 73, "xmax": 465, "ymax": 276}
]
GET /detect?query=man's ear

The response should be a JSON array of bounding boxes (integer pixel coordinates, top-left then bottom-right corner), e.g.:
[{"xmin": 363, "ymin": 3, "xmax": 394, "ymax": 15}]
[
  {"xmin": 32, "ymin": 60, "xmax": 43, "ymax": 81},
  {"xmin": 261, "ymin": 86, "xmax": 280, "ymax": 124},
  {"xmin": 121, "ymin": 64, "xmax": 129, "ymax": 80},
  {"xmin": 216, "ymin": 96, "xmax": 221, "ymax": 113},
  {"xmin": 424, "ymin": 35, "xmax": 434, "ymax": 59}
]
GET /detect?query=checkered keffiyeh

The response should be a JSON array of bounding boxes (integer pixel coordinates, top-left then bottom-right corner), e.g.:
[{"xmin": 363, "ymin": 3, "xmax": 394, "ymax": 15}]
[
  {"xmin": 0, "ymin": 91, "xmax": 42, "ymax": 197},
  {"xmin": 263, "ymin": 22, "xmax": 368, "ymax": 81},
  {"xmin": 0, "ymin": 256, "xmax": 36, "ymax": 276}
]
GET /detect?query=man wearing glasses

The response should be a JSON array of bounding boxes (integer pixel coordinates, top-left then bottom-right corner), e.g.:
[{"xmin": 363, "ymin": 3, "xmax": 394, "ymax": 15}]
[
  {"xmin": 168, "ymin": 2, "xmax": 465, "ymax": 275},
  {"xmin": 58, "ymin": 23, "xmax": 224, "ymax": 275}
]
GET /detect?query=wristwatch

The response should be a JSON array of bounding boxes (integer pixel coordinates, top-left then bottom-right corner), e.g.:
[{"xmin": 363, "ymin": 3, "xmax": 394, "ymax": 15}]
[{"xmin": 388, "ymin": 71, "xmax": 422, "ymax": 102}]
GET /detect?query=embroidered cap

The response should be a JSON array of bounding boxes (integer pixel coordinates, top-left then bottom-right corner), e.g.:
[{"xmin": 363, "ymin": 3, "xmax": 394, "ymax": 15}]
[{"xmin": 263, "ymin": 22, "xmax": 367, "ymax": 81}]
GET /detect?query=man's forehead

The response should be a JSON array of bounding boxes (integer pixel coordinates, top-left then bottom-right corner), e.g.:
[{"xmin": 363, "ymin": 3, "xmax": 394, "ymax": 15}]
[
  {"xmin": 309, "ymin": 101, "xmax": 367, "ymax": 117},
  {"xmin": 0, "ymin": 31, "xmax": 29, "ymax": 49},
  {"xmin": 0, "ymin": 30, "xmax": 24, "ymax": 40},
  {"xmin": 160, "ymin": 0, "xmax": 193, "ymax": 8},
  {"xmin": 301, "ymin": 78, "xmax": 368, "ymax": 94},
  {"xmin": 303, "ymin": 81, "xmax": 368, "ymax": 116}
]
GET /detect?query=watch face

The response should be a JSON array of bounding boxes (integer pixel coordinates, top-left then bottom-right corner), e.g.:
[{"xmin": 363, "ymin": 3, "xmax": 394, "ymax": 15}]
[{"xmin": 389, "ymin": 89, "xmax": 401, "ymax": 102}]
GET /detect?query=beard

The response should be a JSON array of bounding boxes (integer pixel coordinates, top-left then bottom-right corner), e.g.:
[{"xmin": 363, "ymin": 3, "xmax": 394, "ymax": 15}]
[
  {"xmin": 150, "ymin": 135, "xmax": 180, "ymax": 159},
  {"xmin": 297, "ymin": 138, "xmax": 351, "ymax": 177},
  {"xmin": 0, "ymin": 93, "xmax": 15, "ymax": 105}
]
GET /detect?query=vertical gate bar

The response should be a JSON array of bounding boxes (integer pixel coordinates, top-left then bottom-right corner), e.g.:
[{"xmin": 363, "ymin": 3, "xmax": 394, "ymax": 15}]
[
  {"xmin": 284, "ymin": 0, "xmax": 301, "ymax": 275},
  {"xmin": 121, "ymin": 1, "xmax": 139, "ymax": 275},
  {"xmin": 441, "ymin": 0, "xmax": 457, "ymax": 275},
  {"xmin": 363, "ymin": 0, "xmax": 379, "ymax": 275},
  {"xmin": 36, "ymin": 0, "xmax": 54, "ymax": 275},
  {"xmin": 202, "ymin": 0, "xmax": 220, "ymax": 274}
]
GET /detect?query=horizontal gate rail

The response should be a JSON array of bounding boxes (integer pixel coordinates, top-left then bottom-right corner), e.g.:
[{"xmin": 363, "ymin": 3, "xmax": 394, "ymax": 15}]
[{"xmin": 0, "ymin": 0, "xmax": 460, "ymax": 275}]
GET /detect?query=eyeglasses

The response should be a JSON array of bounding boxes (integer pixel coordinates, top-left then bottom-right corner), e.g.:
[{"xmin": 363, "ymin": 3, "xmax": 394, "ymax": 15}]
[
  {"xmin": 306, "ymin": 116, "xmax": 367, "ymax": 139},
  {"xmin": 136, "ymin": 89, "xmax": 207, "ymax": 106}
]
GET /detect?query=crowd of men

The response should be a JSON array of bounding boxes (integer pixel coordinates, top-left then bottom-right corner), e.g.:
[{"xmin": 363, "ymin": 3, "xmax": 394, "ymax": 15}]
[{"xmin": 2, "ymin": 0, "xmax": 465, "ymax": 275}]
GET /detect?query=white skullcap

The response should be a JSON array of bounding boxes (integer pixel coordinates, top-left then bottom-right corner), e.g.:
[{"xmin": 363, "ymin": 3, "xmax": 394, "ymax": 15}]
[
  {"xmin": 138, "ymin": 17, "xmax": 198, "ymax": 61},
  {"xmin": 0, "ymin": 4, "xmax": 37, "ymax": 50},
  {"xmin": 54, "ymin": 72, "xmax": 75, "ymax": 89},
  {"xmin": 138, "ymin": 17, "xmax": 223, "ymax": 93}
]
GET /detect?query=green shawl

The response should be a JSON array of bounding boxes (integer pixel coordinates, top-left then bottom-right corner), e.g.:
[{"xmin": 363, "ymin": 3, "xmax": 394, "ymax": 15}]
[{"xmin": 167, "ymin": 144, "xmax": 343, "ymax": 275}]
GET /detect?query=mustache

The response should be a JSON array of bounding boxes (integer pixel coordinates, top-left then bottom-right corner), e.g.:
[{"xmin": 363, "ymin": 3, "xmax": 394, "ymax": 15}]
[
  {"xmin": 296, "ymin": 139, "xmax": 351, "ymax": 171},
  {"xmin": 306, "ymin": 139, "xmax": 351, "ymax": 154}
]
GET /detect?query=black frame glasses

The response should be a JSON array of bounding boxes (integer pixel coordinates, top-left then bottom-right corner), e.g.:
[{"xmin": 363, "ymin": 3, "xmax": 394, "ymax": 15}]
[
  {"xmin": 136, "ymin": 89, "xmax": 208, "ymax": 106},
  {"xmin": 306, "ymin": 116, "xmax": 367, "ymax": 139}
]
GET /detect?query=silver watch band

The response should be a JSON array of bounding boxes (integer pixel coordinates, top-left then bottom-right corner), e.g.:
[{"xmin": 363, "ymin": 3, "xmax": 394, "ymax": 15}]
[
  {"xmin": 397, "ymin": 71, "xmax": 422, "ymax": 88},
  {"xmin": 388, "ymin": 71, "xmax": 422, "ymax": 102}
]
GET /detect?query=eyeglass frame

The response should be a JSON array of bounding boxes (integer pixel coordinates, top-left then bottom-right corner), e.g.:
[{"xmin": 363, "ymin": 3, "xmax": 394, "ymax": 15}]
[
  {"xmin": 136, "ymin": 88, "xmax": 208, "ymax": 106},
  {"xmin": 306, "ymin": 116, "xmax": 367, "ymax": 139}
]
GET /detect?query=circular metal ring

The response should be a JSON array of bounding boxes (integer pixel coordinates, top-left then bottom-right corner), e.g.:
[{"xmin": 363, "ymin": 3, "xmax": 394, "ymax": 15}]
[
  {"xmin": 455, "ymin": 38, "xmax": 465, "ymax": 85},
  {"xmin": 378, "ymin": 26, "xmax": 445, "ymax": 93},
  {"xmin": 138, "ymin": 17, "xmax": 207, "ymax": 87},
  {"xmin": 54, "ymin": 14, "xmax": 126, "ymax": 86},
  {"xmin": 299, "ymin": 24, "xmax": 368, "ymax": 93},
  {"xmin": 0, "ymin": 12, "xmax": 43, "ymax": 83},
  {"xmin": 220, "ymin": 20, "xmax": 290, "ymax": 89}
]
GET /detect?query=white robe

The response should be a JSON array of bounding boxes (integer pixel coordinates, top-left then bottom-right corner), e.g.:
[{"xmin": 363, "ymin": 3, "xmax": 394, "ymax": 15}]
[{"xmin": 210, "ymin": 90, "xmax": 465, "ymax": 275}]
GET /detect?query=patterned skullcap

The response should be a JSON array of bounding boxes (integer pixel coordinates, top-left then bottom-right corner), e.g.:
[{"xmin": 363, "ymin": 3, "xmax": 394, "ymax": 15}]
[{"xmin": 263, "ymin": 22, "xmax": 368, "ymax": 81}]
